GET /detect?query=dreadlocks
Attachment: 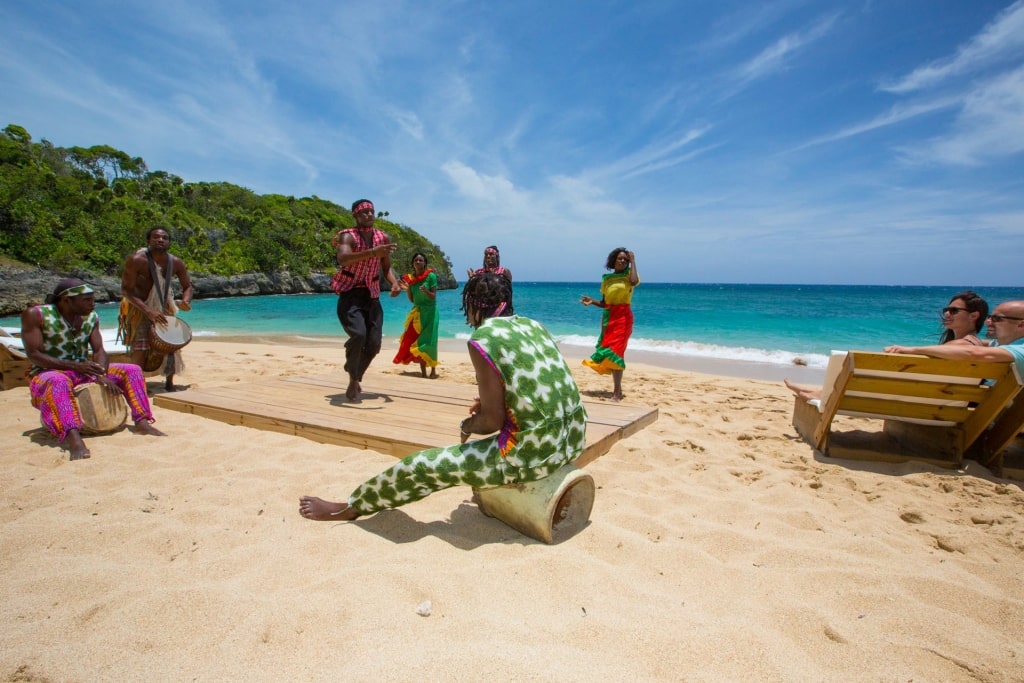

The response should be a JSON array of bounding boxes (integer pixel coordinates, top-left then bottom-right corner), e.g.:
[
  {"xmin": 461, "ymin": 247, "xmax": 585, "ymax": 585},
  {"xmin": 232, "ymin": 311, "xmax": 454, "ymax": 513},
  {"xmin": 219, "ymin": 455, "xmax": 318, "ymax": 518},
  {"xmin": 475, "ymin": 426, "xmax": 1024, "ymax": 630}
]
[{"xmin": 461, "ymin": 272, "xmax": 513, "ymax": 325}]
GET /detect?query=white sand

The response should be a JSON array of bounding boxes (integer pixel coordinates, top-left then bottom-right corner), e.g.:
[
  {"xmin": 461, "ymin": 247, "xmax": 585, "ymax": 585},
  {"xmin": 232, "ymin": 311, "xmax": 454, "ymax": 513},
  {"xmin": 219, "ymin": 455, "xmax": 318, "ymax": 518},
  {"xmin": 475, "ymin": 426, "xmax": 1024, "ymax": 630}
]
[{"xmin": 1, "ymin": 337, "xmax": 1022, "ymax": 682}]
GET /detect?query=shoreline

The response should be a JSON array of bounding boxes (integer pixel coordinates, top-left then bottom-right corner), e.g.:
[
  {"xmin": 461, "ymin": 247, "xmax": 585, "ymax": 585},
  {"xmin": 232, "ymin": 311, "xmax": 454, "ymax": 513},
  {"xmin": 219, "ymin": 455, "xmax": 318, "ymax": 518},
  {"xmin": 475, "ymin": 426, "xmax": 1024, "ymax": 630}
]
[{"xmin": 193, "ymin": 333, "xmax": 827, "ymax": 385}]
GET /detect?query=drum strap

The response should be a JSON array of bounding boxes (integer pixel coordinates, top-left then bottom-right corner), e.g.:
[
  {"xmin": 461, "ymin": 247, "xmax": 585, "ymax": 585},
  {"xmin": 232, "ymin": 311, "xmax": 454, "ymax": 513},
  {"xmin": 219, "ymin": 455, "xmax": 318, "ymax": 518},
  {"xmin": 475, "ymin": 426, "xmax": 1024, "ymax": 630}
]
[{"xmin": 145, "ymin": 249, "xmax": 175, "ymax": 310}]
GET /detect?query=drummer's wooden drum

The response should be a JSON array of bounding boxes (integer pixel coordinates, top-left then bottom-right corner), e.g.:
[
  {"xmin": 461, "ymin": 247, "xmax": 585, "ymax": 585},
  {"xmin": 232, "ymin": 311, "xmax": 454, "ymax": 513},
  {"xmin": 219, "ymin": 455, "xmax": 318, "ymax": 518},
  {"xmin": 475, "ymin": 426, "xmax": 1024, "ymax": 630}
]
[
  {"xmin": 143, "ymin": 316, "xmax": 193, "ymax": 372},
  {"xmin": 151, "ymin": 316, "xmax": 193, "ymax": 355},
  {"xmin": 74, "ymin": 383, "xmax": 127, "ymax": 435}
]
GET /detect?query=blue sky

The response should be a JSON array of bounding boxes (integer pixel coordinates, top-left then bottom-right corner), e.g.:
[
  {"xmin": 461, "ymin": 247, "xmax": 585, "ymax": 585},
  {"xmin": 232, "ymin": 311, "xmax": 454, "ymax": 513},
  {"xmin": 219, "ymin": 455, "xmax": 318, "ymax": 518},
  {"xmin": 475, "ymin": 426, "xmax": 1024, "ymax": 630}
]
[{"xmin": 2, "ymin": 1, "xmax": 1023, "ymax": 285}]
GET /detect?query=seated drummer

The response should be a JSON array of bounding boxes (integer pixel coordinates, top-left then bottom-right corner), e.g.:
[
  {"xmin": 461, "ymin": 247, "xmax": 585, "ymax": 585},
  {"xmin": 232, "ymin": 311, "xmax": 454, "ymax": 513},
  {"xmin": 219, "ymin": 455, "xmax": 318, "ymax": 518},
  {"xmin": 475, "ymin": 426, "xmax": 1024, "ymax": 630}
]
[{"xmin": 21, "ymin": 278, "xmax": 165, "ymax": 461}]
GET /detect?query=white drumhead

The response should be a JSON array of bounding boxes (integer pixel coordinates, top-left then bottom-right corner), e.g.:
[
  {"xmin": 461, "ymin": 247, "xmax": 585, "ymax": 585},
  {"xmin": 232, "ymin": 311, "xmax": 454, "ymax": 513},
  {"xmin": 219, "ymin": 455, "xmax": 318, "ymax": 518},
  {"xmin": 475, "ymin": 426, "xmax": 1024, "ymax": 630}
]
[{"xmin": 157, "ymin": 316, "xmax": 192, "ymax": 345}]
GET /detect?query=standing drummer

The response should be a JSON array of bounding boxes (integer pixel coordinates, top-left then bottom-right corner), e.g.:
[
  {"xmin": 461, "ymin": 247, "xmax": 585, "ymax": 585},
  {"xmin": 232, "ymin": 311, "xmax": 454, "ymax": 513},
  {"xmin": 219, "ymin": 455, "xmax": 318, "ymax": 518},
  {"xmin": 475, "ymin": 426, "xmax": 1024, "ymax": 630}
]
[
  {"xmin": 22, "ymin": 278, "xmax": 165, "ymax": 461},
  {"xmin": 118, "ymin": 226, "xmax": 193, "ymax": 391}
]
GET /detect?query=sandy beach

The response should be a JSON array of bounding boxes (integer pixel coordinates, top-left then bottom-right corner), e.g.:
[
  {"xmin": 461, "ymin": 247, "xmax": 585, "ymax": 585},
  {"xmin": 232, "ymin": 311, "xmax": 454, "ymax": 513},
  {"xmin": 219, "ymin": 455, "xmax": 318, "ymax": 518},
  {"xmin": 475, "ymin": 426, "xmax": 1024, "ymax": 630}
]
[{"xmin": 2, "ymin": 337, "xmax": 1022, "ymax": 682}]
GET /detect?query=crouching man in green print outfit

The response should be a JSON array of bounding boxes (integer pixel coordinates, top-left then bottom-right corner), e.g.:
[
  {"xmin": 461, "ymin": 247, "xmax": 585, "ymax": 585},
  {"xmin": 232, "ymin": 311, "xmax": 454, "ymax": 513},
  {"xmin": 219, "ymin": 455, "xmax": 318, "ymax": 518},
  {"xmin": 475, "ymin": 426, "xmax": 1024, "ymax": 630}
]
[{"xmin": 299, "ymin": 272, "xmax": 588, "ymax": 522}]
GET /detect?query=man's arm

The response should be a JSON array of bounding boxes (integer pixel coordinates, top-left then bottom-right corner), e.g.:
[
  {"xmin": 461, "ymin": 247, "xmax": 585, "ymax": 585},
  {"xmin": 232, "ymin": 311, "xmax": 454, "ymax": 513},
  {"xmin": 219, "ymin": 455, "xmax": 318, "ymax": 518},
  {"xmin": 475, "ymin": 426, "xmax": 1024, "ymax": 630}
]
[
  {"xmin": 89, "ymin": 325, "xmax": 109, "ymax": 372},
  {"xmin": 173, "ymin": 257, "xmax": 193, "ymax": 305},
  {"xmin": 121, "ymin": 253, "xmax": 165, "ymax": 324},
  {"xmin": 460, "ymin": 342, "xmax": 506, "ymax": 441},
  {"xmin": 380, "ymin": 248, "xmax": 402, "ymax": 296},
  {"xmin": 885, "ymin": 343, "xmax": 1014, "ymax": 363},
  {"xmin": 336, "ymin": 233, "xmax": 397, "ymax": 267},
  {"xmin": 20, "ymin": 307, "xmax": 49, "ymax": 368}
]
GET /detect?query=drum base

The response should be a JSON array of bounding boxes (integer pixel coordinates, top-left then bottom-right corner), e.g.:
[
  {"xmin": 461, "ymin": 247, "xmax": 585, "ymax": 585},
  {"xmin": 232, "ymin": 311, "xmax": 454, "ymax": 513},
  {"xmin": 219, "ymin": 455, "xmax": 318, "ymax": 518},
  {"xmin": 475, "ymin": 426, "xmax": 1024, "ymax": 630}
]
[
  {"xmin": 473, "ymin": 464, "xmax": 595, "ymax": 544},
  {"xmin": 142, "ymin": 350, "xmax": 166, "ymax": 373},
  {"xmin": 74, "ymin": 383, "xmax": 128, "ymax": 435}
]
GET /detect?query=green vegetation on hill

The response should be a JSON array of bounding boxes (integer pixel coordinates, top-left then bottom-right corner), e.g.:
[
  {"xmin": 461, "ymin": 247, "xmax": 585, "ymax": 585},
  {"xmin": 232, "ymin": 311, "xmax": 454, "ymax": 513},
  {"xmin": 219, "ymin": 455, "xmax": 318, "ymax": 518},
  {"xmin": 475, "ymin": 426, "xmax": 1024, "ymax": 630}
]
[{"xmin": 0, "ymin": 124, "xmax": 455, "ymax": 284}]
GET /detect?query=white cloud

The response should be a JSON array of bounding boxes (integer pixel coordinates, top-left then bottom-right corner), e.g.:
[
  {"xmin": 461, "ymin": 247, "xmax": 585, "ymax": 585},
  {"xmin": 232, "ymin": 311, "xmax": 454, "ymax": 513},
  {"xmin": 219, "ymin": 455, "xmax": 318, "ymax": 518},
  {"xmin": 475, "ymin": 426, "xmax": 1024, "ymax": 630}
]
[
  {"xmin": 900, "ymin": 66, "xmax": 1024, "ymax": 165},
  {"xmin": 882, "ymin": 0, "xmax": 1024, "ymax": 93},
  {"xmin": 386, "ymin": 107, "xmax": 425, "ymax": 141},
  {"xmin": 792, "ymin": 96, "xmax": 960, "ymax": 150},
  {"xmin": 548, "ymin": 176, "xmax": 625, "ymax": 220},
  {"xmin": 607, "ymin": 127, "xmax": 713, "ymax": 180},
  {"xmin": 440, "ymin": 161, "xmax": 526, "ymax": 206},
  {"xmin": 731, "ymin": 13, "xmax": 838, "ymax": 87}
]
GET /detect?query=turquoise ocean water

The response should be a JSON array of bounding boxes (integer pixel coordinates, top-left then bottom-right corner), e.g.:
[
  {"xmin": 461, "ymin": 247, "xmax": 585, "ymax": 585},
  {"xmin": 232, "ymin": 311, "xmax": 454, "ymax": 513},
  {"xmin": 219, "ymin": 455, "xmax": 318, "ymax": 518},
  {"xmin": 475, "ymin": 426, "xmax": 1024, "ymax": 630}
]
[{"xmin": 5, "ymin": 283, "xmax": 1021, "ymax": 372}]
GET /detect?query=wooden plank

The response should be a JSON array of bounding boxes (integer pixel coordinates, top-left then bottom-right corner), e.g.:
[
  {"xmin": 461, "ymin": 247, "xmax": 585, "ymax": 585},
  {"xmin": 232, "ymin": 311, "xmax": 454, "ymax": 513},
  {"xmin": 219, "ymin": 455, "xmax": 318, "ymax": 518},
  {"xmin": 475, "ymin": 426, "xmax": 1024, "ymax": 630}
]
[
  {"xmin": 837, "ymin": 395, "xmax": 971, "ymax": 423},
  {"xmin": 208, "ymin": 374, "xmax": 653, "ymax": 434},
  {"xmin": 845, "ymin": 375, "xmax": 988, "ymax": 402},
  {"xmin": 155, "ymin": 373, "xmax": 658, "ymax": 464},
  {"xmin": 158, "ymin": 390, "xmax": 450, "ymax": 450},
  {"xmin": 849, "ymin": 352, "xmax": 1016, "ymax": 380},
  {"xmin": 235, "ymin": 382, "xmax": 475, "ymax": 442}
]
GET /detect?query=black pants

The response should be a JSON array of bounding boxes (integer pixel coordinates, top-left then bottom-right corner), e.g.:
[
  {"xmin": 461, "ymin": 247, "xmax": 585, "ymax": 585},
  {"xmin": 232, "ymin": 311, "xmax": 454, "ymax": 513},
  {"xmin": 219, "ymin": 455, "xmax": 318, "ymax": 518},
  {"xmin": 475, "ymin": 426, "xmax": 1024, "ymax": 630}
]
[{"xmin": 336, "ymin": 288, "xmax": 384, "ymax": 382}]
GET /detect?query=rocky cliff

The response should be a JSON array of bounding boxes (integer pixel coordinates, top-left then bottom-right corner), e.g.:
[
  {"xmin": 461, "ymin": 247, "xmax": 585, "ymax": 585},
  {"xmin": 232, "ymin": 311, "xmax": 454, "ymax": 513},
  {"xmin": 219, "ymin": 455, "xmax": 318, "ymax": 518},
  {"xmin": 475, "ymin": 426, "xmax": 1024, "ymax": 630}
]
[
  {"xmin": 0, "ymin": 266, "xmax": 335, "ymax": 317},
  {"xmin": 0, "ymin": 266, "xmax": 458, "ymax": 317}
]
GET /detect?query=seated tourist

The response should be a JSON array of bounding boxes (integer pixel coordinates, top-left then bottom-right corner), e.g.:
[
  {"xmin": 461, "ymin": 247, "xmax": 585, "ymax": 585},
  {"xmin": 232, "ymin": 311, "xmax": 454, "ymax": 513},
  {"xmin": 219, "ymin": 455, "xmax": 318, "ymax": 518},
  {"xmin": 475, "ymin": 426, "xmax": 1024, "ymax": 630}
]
[
  {"xmin": 885, "ymin": 300, "xmax": 1024, "ymax": 372},
  {"xmin": 785, "ymin": 291, "xmax": 991, "ymax": 401}
]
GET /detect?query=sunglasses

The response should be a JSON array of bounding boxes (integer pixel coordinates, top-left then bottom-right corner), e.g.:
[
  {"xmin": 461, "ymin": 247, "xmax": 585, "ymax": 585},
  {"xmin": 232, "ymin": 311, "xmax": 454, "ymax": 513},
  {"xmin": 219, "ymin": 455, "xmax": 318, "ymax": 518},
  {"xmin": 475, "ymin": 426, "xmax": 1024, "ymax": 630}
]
[
  {"xmin": 942, "ymin": 306, "xmax": 969, "ymax": 315},
  {"xmin": 987, "ymin": 314, "xmax": 1024, "ymax": 323}
]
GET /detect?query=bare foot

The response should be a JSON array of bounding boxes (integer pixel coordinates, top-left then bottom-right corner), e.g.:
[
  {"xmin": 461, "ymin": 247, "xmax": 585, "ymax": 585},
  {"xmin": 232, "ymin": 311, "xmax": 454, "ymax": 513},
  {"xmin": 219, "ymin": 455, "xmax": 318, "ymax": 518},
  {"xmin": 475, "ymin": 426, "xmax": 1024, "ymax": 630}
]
[
  {"xmin": 299, "ymin": 496, "xmax": 360, "ymax": 521},
  {"xmin": 164, "ymin": 383, "xmax": 189, "ymax": 392},
  {"xmin": 429, "ymin": 369, "xmax": 438, "ymax": 379},
  {"xmin": 784, "ymin": 379, "xmax": 821, "ymax": 401},
  {"xmin": 611, "ymin": 392, "xmax": 623, "ymax": 402},
  {"xmin": 345, "ymin": 379, "xmax": 360, "ymax": 401},
  {"xmin": 420, "ymin": 363, "xmax": 427, "ymax": 378},
  {"xmin": 68, "ymin": 430, "xmax": 91, "ymax": 460},
  {"xmin": 134, "ymin": 421, "xmax": 167, "ymax": 436}
]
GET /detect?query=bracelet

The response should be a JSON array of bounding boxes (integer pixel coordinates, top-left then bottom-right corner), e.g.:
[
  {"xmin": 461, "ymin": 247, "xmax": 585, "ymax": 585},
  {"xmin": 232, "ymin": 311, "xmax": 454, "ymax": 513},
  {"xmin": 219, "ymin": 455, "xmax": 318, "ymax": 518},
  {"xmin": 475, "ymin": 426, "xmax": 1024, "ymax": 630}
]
[{"xmin": 460, "ymin": 416, "xmax": 472, "ymax": 437}]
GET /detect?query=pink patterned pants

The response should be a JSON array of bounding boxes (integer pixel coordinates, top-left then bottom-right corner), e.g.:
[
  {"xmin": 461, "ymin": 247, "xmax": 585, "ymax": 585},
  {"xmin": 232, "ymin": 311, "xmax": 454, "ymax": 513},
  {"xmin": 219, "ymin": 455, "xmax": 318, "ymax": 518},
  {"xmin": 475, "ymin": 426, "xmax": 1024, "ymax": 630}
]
[{"xmin": 29, "ymin": 364, "xmax": 154, "ymax": 441}]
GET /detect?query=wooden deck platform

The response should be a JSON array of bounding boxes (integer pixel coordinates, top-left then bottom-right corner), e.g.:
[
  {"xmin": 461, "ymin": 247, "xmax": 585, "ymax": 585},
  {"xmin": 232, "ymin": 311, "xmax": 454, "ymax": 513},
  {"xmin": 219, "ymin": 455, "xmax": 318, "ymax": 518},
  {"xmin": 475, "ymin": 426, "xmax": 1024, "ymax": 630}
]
[{"xmin": 154, "ymin": 373, "xmax": 658, "ymax": 466}]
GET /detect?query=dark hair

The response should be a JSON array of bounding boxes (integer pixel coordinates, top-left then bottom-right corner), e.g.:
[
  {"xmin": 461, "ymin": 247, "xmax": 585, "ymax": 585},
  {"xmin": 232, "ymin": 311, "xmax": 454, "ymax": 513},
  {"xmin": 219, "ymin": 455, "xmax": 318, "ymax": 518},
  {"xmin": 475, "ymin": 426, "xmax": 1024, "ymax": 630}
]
[
  {"xmin": 410, "ymin": 252, "xmax": 428, "ymax": 268},
  {"xmin": 461, "ymin": 272, "xmax": 513, "ymax": 325},
  {"xmin": 351, "ymin": 198, "xmax": 373, "ymax": 213},
  {"xmin": 483, "ymin": 245, "xmax": 501, "ymax": 267},
  {"xmin": 940, "ymin": 290, "xmax": 989, "ymax": 343},
  {"xmin": 146, "ymin": 226, "xmax": 170, "ymax": 240},
  {"xmin": 45, "ymin": 277, "xmax": 87, "ymax": 304},
  {"xmin": 605, "ymin": 247, "xmax": 629, "ymax": 270}
]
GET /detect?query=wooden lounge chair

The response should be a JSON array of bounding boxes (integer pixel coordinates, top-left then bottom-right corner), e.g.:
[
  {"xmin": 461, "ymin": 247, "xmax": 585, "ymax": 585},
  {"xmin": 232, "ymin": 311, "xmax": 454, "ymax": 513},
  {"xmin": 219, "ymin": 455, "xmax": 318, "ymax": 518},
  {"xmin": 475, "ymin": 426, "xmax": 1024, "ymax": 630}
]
[
  {"xmin": 971, "ymin": 392, "xmax": 1024, "ymax": 479},
  {"xmin": 0, "ymin": 327, "xmax": 139, "ymax": 391},
  {"xmin": 791, "ymin": 351, "xmax": 1023, "ymax": 470},
  {"xmin": 0, "ymin": 331, "xmax": 30, "ymax": 390}
]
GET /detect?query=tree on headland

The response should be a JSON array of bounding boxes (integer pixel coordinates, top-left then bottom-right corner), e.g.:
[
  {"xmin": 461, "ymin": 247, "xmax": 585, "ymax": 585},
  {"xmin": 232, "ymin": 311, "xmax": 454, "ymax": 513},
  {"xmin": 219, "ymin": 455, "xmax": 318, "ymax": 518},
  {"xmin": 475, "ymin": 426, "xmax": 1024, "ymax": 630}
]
[{"xmin": 0, "ymin": 124, "xmax": 456, "ymax": 287}]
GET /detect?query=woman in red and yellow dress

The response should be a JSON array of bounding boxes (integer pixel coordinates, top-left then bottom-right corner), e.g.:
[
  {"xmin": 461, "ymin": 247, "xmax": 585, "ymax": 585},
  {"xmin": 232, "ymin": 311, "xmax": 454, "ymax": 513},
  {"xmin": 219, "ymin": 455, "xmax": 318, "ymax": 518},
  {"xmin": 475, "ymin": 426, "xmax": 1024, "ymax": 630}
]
[
  {"xmin": 580, "ymin": 248, "xmax": 639, "ymax": 401},
  {"xmin": 393, "ymin": 253, "xmax": 439, "ymax": 378}
]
